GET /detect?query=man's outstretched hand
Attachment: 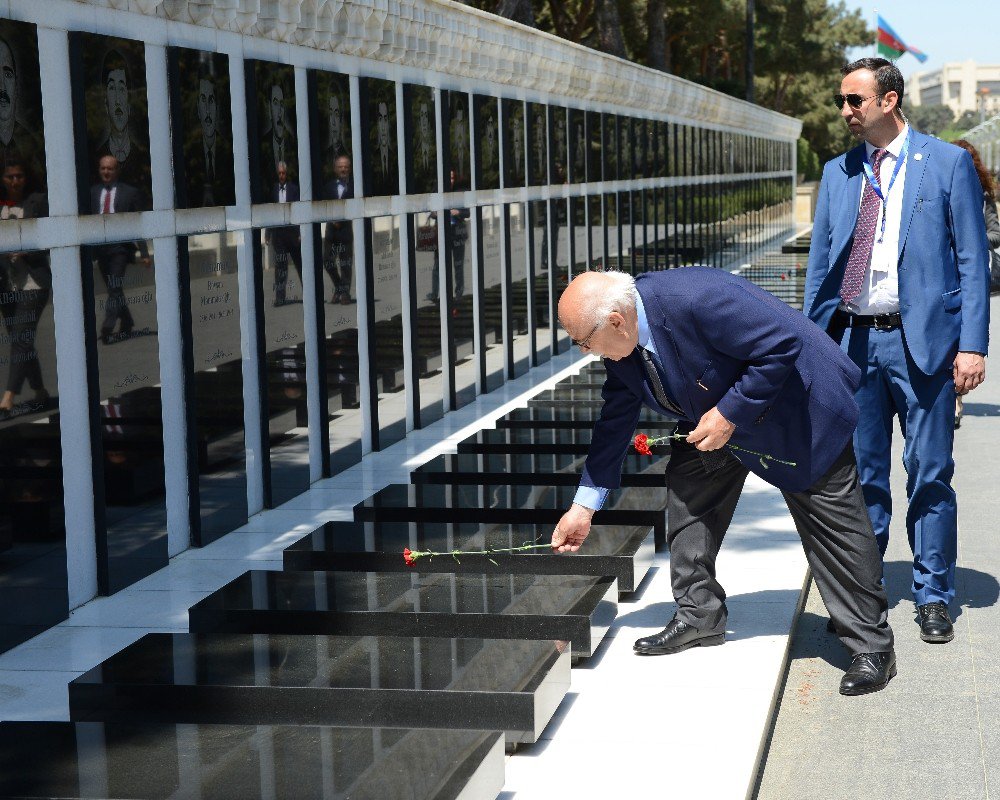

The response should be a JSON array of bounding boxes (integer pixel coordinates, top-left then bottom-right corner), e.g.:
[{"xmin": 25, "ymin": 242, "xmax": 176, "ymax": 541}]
[{"xmin": 551, "ymin": 503, "xmax": 596, "ymax": 553}]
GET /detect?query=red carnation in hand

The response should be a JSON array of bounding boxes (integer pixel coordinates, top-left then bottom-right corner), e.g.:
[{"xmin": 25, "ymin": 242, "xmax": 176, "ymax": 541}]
[
  {"xmin": 633, "ymin": 433, "xmax": 652, "ymax": 455},
  {"xmin": 403, "ymin": 547, "xmax": 417, "ymax": 567}
]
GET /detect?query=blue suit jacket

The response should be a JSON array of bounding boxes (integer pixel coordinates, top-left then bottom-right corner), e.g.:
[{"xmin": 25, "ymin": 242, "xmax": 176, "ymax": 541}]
[
  {"xmin": 582, "ymin": 268, "xmax": 862, "ymax": 494},
  {"xmin": 804, "ymin": 129, "xmax": 990, "ymax": 373}
]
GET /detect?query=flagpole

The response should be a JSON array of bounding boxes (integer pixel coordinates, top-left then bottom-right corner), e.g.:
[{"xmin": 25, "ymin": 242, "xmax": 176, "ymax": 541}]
[{"xmin": 873, "ymin": 8, "xmax": 878, "ymax": 57}]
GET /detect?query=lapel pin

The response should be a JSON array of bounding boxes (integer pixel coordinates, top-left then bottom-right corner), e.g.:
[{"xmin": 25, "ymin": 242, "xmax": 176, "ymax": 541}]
[{"xmin": 914, "ymin": 153, "xmax": 923, "ymax": 161}]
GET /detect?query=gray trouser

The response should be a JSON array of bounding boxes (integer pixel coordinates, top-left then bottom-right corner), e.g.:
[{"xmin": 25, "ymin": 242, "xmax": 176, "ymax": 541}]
[{"xmin": 666, "ymin": 441, "xmax": 893, "ymax": 654}]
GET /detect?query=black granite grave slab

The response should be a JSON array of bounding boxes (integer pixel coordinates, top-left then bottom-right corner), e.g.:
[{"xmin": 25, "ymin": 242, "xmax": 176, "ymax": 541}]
[
  {"xmin": 353, "ymin": 483, "xmax": 668, "ymax": 545},
  {"xmin": 456, "ymin": 427, "xmax": 607, "ymax": 455},
  {"xmin": 69, "ymin": 632, "xmax": 569, "ymax": 746},
  {"xmin": 283, "ymin": 520, "xmax": 654, "ymax": 592},
  {"xmin": 0, "ymin": 720, "xmax": 503, "ymax": 799},
  {"xmin": 413, "ymin": 451, "xmax": 667, "ymax": 488},
  {"xmin": 186, "ymin": 569, "xmax": 616, "ymax": 658},
  {"xmin": 496, "ymin": 405, "xmax": 673, "ymax": 429}
]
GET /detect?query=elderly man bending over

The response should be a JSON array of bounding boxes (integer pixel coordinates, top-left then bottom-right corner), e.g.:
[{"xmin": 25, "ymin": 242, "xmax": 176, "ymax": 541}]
[{"xmin": 551, "ymin": 268, "xmax": 895, "ymax": 696}]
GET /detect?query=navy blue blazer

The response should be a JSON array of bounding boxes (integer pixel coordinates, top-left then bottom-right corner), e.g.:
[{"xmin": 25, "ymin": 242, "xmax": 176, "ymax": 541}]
[
  {"xmin": 582, "ymin": 268, "xmax": 862, "ymax": 494},
  {"xmin": 805, "ymin": 129, "xmax": 990, "ymax": 373}
]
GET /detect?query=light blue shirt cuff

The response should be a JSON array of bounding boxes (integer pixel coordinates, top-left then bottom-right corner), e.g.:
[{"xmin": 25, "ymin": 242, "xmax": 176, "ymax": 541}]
[{"xmin": 573, "ymin": 485, "xmax": 608, "ymax": 511}]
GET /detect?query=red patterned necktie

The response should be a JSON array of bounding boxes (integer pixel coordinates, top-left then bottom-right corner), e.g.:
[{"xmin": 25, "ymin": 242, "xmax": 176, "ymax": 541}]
[
  {"xmin": 840, "ymin": 148, "xmax": 888, "ymax": 304},
  {"xmin": 101, "ymin": 188, "xmax": 112, "ymax": 214}
]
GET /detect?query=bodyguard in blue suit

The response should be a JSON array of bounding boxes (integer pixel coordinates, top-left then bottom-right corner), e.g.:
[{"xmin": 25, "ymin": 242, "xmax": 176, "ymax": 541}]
[
  {"xmin": 552, "ymin": 268, "xmax": 895, "ymax": 695},
  {"xmin": 805, "ymin": 58, "xmax": 989, "ymax": 645}
]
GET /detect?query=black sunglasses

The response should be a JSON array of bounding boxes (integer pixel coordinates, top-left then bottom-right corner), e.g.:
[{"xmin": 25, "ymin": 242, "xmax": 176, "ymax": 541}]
[{"xmin": 834, "ymin": 93, "xmax": 880, "ymax": 110}]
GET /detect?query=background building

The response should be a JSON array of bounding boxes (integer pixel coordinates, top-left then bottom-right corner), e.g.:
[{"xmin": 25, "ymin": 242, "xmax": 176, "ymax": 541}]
[{"xmin": 909, "ymin": 60, "xmax": 1000, "ymax": 119}]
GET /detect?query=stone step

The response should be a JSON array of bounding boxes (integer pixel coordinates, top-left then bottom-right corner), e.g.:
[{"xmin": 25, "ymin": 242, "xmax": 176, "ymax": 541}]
[
  {"xmin": 412, "ymin": 451, "xmax": 667, "ymax": 487},
  {"xmin": 68, "ymin": 632, "xmax": 569, "ymax": 747},
  {"xmin": 186, "ymin": 569, "xmax": 617, "ymax": 659},
  {"xmin": 282, "ymin": 520, "xmax": 654, "ymax": 593},
  {"xmin": 495, "ymin": 405, "xmax": 671, "ymax": 429},
  {"xmin": 0, "ymin": 720, "xmax": 504, "ymax": 800}
]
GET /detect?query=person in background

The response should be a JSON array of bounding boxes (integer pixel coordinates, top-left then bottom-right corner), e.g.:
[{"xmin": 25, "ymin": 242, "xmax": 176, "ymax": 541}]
[{"xmin": 952, "ymin": 138, "xmax": 1000, "ymax": 429}]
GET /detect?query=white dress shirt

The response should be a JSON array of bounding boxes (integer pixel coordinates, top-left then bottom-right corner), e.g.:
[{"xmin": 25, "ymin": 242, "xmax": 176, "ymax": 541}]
[{"xmin": 841, "ymin": 125, "xmax": 909, "ymax": 315}]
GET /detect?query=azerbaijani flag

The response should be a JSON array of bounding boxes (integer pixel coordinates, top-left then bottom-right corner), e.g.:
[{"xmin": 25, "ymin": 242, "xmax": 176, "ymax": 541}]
[{"xmin": 877, "ymin": 15, "xmax": 928, "ymax": 63}]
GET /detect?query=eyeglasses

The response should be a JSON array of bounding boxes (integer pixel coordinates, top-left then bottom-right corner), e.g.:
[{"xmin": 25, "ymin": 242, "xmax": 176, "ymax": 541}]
[
  {"xmin": 834, "ymin": 93, "xmax": 879, "ymax": 110},
  {"xmin": 570, "ymin": 322, "xmax": 602, "ymax": 350}
]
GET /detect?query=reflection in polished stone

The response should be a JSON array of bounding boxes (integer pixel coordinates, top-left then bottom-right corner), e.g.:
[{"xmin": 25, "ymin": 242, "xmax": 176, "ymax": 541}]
[
  {"xmin": 409, "ymin": 212, "xmax": 444, "ymax": 427},
  {"xmin": 0, "ymin": 246, "xmax": 66, "ymax": 654},
  {"xmin": 317, "ymin": 219, "xmax": 362, "ymax": 476},
  {"xmin": 247, "ymin": 60, "xmax": 297, "ymax": 205},
  {"xmin": 0, "ymin": 20, "xmax": 47, "ymax": 204},
  {"xmin": 497, "ymin": 405, "xmax": 673, "ymax": 429},
  {"xmin": 185, "ymin": 569, "xmax": 615, "ymax": 658},
  {"xmin": 256, "ymin": 226, "xmax": 309, "ymax": 507},
  {"xmin": 310, "ymin": 68, "xmax": 352, "ymax": 197},
  {"xmin": 443, "ymin": 90, "xmax": 471, "ymax": 190},
  {"xmin": 478, "ymin": 204, "xmax": 505, "ymax": 393},
  {"xmin": 361, "ymin": 77, "xmax": 397, "ymax": 198},
  {"xmin": 0, "ymin": 720, "xmax": 504, "ymax": 799},
  {"xmin": 568, "ymin": 108, "xmax": 584, "ymax": 184},
  {"xmin": 366, "ymin": 216, "xmax": 405, "ymax": 449},
  {"xmin": 83, "ymin": 240, "xmax": 167, "ymax": 593},
  {"xmin": 527, "ymin": 102, "xmax": 546, "ymax": 186},
  {"xmin": 529, "ymin": 200, "xmax": 551, "ymax": 364},
  {"xmin": 604, "ymin": 114, "xmax": 618, "ymax": 181},
  {"xmin": 70, "ymin": 631, "xmax": 570, "ymax": 743},
  {"xmin": 283, "ymin": 519, "xmax": 654, "ymax": 593},
  {"xmin": 182, "ymin": 232, "xmax": 247, "ymax": 543},
  {"xmin": 508, "ymin": 203, "xmax": 530, "ymax": 377}
]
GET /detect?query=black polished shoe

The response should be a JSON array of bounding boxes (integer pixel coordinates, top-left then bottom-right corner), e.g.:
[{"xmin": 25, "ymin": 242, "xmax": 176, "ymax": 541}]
[
  {"xmin": 826, "ymin": 618, "xmax": 837, "ymax": 634},
  {"xmin": 839, "ymin": 650, "xmax": 896, "ymax": 696},
  {"xmin": 633, "ymin": 617, "xmax": 725, "ymax": 656},
  {"xmin": 917, "ymin": 602, "xmax": 954, "ymax": 643}
]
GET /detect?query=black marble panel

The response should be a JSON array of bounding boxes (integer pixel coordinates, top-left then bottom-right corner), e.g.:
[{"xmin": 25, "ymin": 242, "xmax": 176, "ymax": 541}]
[
  {"xmin": 404, "ymin": 84, "xmax": 438, "ymax": 195},
  {"xmin": 633, "ymin": 117, "xmax": 648, "ymax": 179},
  {"xmin": 586, "ymin": 111, "xmax": 602, "ymax": 182},
  {"xmin": 180, "ymin": 233, "xmax": 247, "ymax": 544},
  {"xmin": 360, "ymin": 77, "xmax": 397, "ymax": 197},
  {"xmin": 365, "ymin": 216, "xmax": 405, "ymax": 449},
  {"xmin": 245, "ymin": 60, "xmax": 297, "ymax": 205},
  {"xmin": 501, "ymin": 99, "xmax": 525, "ymax": 188},
  {"xmin": 657, "ymin": 120, "xmax": 669, "ymax": 178},
  {"xmin": 455, "ymin": 426, "xmax": 668, "ymax": 459},
  {"xmin": 475, "ymin": 204, "xmax": 503, "ymax": 393},
  {"xmin": 0, "ymin": 246, "xmax": 66, "ymax": 653},
  {"xmin": 70, "ymin": 32, "xmax": 152, "ymax": 212},
  {"xmin": 472, "ymin": 94, "xmax": 499, "ymax": 190},
  {"xmin": 603, "ymin": 115, "xmax": 617, "ymax": 181},
  {"xmin": 588, "ymin": 192, "xmax": 605, "ymax": 269},
  {"xmin": 527, "ymin": 102, "xmax": 546, "ymax": 187},
  {"xmin": 282, "ymin": 520, "xmax": 654, "ymax": 593},
  {"xmin": 82, "ymin": 241, "xmax": 166, "ymax": 594},
  {"xmin": 168, "ymin": 48, "xmax": 236, "ymax": 209},
  {"xmin": 442, "ymin": 90, "xmax": 471, "ymax": 191},
  {"xmin": 254, "ymin": 227, "xmax": 309, "ymax": 508},
  {"xmin": 186, "ymin": 569, "xmax": 614, "ymax": 659},
  {"xmin": 0, "ymin": 20, "xmax": 47, "ymax": 206},
  {"xmin": 605, "ymin": 193, "xmax": 620, "ymax": 269},
  {"xmin": 435, "ymin": 194, "xmax": 474, "ymax": 408},
  {"xmin": 618, "ymin": 116, "xmax": 633, "ymax": 181},
  {"xmin": 568, "ymin": 108, "xmax": 585, "ymax": 184},
  {"xmin": 308, "ymin": 68, "xmax": 351, "ymax": 200},
  {"xmin": 497, "ymin": 405, "xmax": 673, "ymax": 429},
  {"xmin": 413, "ymin": 449, "xmax": 667, "ymax": 488},
  {"xmin": 315, "ymin": 219, "xmax": 362, "ymax": 476},
  {"xmin": 507, "ymin": 203, "xmax": 529, "ymax": 377},
  {"xmin": 549, "ymin": 105, "xmax": 567, "ymax": 185},
  {"xmin": 70, "ymin": 631, "xmax": 570, "ymax": 744},
  {"xmin": 353, "ymin": 484, "xmax": 667, "ymax": 543},
  {"xmin": 0, "ymin": 721, "xmax": 503, "ymax": 800},
  {"xmin": 407, "ymin": 213, "xmax": 444, "ymax": 427}
]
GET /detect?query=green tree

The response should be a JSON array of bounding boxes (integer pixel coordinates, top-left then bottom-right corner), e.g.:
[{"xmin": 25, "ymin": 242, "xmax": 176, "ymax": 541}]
[{"xmin": 905, "ymin": 104, "xmax": 955, "ymax": 137}]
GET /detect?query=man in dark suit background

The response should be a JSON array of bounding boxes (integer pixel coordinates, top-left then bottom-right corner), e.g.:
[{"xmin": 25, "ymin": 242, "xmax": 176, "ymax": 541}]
[
  {"xmin": 552, "ymin": 268, "xmax": 896, "ymax": 695},
  {"xmin": 322, "ymin": 154, "xmax": 354, "ymax": 304},
  {"xmin": 90, "ymin": 155, "xmax": 149, "ymax": 343},
  {"xmin": 805, "ymin": 58, "xmax": 990, "ymax": 645},
  {"xmin": 266, "ymin": 161, "xmax": 301, "ymax": 306}
]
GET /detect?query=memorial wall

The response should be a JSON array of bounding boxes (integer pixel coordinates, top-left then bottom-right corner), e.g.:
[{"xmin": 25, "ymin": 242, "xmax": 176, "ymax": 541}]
[{"xmin": 0, "ymin": 0, "xmax": 800, "ymax": 654}]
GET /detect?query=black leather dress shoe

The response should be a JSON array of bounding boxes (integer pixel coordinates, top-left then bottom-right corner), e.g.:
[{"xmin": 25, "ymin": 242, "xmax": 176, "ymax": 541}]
[
  {"xmin": 917, "ymin": 602, "xmax": 954, "ymax": 643},
  {"xmin": 839, "ymin": 650, "xmax": 896, "ymax": 696},
  {"xmin": 633, "ymin": 618, "xmax": 725, "ymax": 655}
]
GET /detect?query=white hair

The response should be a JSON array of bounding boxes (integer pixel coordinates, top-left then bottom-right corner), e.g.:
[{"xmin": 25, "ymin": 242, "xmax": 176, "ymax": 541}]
[{"xmin": 579, "ymin": 270, "xmax": 636, "ymax": 326}]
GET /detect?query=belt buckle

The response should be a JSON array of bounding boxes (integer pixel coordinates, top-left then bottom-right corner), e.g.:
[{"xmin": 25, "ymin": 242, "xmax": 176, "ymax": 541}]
[{"xmin": 873, "ymin": 313, "xmax": 894, "ymax": 331}]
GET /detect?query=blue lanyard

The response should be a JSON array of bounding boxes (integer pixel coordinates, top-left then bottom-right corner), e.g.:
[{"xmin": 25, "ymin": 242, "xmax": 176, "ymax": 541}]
[{"xmin": 862, "ymin": 131, "xmax": 909, "ymax": 244}]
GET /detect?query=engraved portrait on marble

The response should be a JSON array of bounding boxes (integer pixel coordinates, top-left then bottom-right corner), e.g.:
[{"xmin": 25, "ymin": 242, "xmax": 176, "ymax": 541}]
[
  {"xmin": 246, "ymin": 60, "xmax": 297, "ymax": 205},
  {"xmin": 502, "ymin": 99, "xmax": 525, "ymax": 188},
  {"xmin": 0, "ymin": 20, "xmax": 46, "ymax": 207},
  {"xmin": 308, "ymin": 69, "xmax": 352, "ymax": 200},
  {"xmin": 473, "ymin": 94, "xmax": 499, "ymax": 191},
  {"xmin": 444, "ymin": 90, "xmax": 470, "ymax": 190},
  {"xmin": 361, "ymin": 78, "xmax": 398, "ymax": 198},
  {"xmin": 404, "ymin": 84, "xmax": 438, "ymax": 195}
]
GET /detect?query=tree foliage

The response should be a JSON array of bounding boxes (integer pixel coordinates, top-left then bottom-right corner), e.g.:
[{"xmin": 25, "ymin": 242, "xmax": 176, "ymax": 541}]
[
  {"xmin": 460, "ymin": 0, "xmax": 872, "ymax": 163},
  {"xmin": 905, "ymin": 105, "xmax": 955, "ymax": 137}
]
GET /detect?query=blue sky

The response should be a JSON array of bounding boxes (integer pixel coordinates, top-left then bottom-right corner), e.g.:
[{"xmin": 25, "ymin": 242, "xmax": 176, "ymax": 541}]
[{"xmin": 842, "ymin": 0, "xmax": 1000, "ymax": 79}]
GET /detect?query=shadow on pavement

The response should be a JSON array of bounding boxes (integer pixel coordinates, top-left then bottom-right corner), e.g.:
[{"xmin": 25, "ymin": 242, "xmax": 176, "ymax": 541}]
[{"xmin": 883, "ymin": 560, "xmax": 999, "ymax": 621}]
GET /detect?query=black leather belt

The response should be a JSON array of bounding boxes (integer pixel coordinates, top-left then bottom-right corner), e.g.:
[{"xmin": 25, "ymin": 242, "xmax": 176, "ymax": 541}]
[{"xmin": 834, "ymin": 310, "xmax": 902, "ymax": 331}]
